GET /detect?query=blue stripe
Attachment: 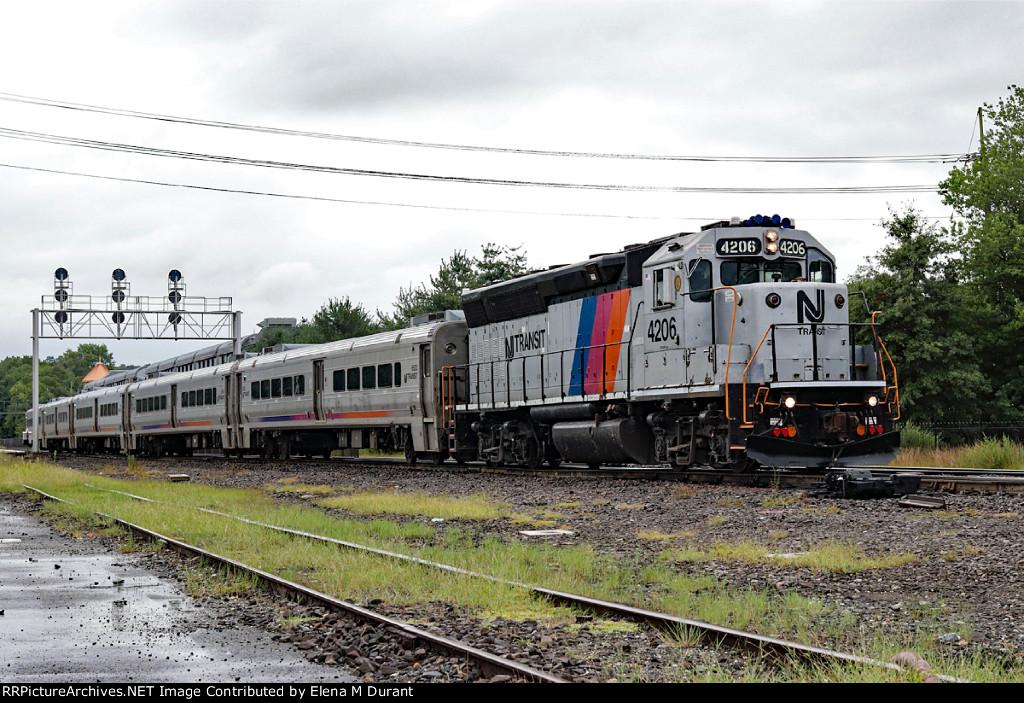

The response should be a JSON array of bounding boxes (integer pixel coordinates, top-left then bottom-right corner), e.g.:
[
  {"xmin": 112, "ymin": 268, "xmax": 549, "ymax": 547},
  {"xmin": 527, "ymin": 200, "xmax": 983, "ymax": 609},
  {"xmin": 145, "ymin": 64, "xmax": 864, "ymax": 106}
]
[{"xmin": 568, "ymin": 296, "xmax": 596, "ymax": 395}]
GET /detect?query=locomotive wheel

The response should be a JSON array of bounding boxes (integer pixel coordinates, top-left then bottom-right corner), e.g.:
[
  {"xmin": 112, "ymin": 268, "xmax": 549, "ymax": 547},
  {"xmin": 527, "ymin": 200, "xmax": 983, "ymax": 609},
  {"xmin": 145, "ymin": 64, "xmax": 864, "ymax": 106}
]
[
  {"xmin": 404, "ymin": 438, "xmax": 417, "ymax": 465},
  {"xmin": 524, "ymin": 441, "xmax": 544, "ymax": 470}
]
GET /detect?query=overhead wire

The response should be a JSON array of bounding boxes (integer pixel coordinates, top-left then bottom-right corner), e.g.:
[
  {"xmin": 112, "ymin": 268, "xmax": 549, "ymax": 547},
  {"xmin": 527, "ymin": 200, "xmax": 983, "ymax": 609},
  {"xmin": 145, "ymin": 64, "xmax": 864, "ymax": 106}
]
[
  {"xmin": 0, "ymin": 91, "xmax": 977, "ymax": 165},
  {"xmin": 0, "ymin": 127, "xmax": 940, "ymax": 195},
  {"xmin": 0, "ymin": 161, "xmax": 953, "ymax": 221}
]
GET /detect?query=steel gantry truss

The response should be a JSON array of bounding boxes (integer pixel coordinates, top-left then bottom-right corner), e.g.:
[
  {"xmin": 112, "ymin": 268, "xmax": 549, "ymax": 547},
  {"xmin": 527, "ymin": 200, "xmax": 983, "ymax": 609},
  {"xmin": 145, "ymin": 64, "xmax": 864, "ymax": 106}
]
[{"xmin": 30, "ymin": 268, "xmax": 242, "ymax": 452}]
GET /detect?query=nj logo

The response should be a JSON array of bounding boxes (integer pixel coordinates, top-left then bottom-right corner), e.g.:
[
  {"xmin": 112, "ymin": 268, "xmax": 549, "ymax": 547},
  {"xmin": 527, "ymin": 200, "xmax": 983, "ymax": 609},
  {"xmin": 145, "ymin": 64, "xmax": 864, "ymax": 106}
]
[{"xmin": 797, "ymin": 290, "xmax": 825, "ymax": 324}]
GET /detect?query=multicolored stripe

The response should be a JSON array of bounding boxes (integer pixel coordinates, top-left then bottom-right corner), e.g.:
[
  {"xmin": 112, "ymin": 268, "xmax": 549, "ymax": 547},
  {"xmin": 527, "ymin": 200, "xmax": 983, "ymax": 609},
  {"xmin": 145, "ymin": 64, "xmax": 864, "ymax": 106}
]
[
  {"xmin": 569, "ymin": 289, "xmax": 631, "ymax": 396},
  {"xmin": 258, "ymin": 410, "xmax": 400, "ymax": 423},
  {"xmin": 258, "ymin": 414, "xmax": 315, "ymax": 422}
]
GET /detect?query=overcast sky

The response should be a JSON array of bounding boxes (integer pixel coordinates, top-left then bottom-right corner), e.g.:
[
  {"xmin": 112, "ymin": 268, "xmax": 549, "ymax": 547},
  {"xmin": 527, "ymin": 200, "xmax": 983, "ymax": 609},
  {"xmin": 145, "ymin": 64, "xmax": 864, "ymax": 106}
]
[{"xmin": 1, "ymin": 0, "xmax": 1020, "ymax": 366}]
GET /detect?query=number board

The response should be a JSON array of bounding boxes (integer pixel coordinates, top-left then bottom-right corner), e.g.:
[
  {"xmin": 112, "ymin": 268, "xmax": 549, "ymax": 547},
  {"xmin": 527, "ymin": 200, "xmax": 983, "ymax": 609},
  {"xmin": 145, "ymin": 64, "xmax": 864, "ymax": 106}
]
[
  {"xmin": 715, "ymin": 238, "xmax": 761, "ymax": 256},
  {"xmin": 778, "ymin": 239, "xmax": 806, "ymax": 257}
]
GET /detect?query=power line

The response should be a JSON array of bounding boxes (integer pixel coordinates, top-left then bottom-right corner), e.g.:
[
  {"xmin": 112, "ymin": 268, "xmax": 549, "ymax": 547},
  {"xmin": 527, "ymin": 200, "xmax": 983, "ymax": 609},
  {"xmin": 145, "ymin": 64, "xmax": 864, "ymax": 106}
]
[
  {"xmin": 0, "ymin": 91, "xmax": 977, "ymax": 164},
  {"xmin": 0, "ymin": 127, "xmax": 940, "ymax": 195},
  {"xmin": 0, "ymin": 161, "xmax": 951, "ymax": 221},
  {"xmin": 0, "ymin": 161, "xmax": 676, "ymax": 219}
]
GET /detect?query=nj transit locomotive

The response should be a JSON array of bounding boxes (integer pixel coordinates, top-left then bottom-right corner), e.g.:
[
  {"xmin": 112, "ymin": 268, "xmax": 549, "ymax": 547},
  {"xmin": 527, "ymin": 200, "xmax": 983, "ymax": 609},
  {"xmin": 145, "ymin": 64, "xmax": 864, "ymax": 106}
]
[{"xmin": 29, "ymin": 216, "xmax": 900, "ymax": 470}]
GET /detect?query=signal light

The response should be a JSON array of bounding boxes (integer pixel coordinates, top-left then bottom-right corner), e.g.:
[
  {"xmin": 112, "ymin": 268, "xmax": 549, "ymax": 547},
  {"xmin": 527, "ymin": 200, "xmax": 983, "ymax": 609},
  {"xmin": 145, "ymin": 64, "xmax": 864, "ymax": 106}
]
[
  {"xmin": 856, "ymin": 425, "xmax": 866, "ymax": 436},
  {"xmin": 787, "ymin": 426, "xmax": 797, "ymax": 438},
  {"xmin": 766, "ymin": 292, "xmax": 782, "ymax": 308},
  {"xmin": 773, "ymin": 427, "xmax": 782, "ymax": 437},
  {"xmin": 835, "ymin": 294, "xmax": 846, "ymax": 309}
]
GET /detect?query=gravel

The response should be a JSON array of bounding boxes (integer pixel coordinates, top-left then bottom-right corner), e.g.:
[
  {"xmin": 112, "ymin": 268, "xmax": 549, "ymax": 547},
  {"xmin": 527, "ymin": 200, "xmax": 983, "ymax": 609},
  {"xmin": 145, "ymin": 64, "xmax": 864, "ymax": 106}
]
[{"xmin": 40, "ymin": 455, "xmax": 1024, "ymax": 681}]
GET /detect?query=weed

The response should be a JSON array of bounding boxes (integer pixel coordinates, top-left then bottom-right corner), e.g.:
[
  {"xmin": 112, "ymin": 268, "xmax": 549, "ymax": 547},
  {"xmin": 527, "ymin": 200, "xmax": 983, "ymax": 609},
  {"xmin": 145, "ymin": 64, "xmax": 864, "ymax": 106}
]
[
  {"xmin": 320, "ymin": 490, "xmax": 504, "ymax": 520},
  {"xmin": 715, "ymin": 498, "xmax": 743, "ymax": 508},
  {"xmin": 638, "ymin": 530, "xmax": 688, "ymax": 541},
  {"xmin": 762, "ymin": 493, "xmax": 806, "ymax": 508},
  {"xmin": 798, "ymin": 504, "xmax": 841, "ymax": 515},
  {"xmin": 266, "ymin": 483, "xmax": 338, "ymax": 496},
  {"xmin": 768, "ymin": 530, "xmax": 789, "ymax": 540},
  {"xmin": 615, "ymin": 503, "xmax": 644, "ymax": 510},
  {"xmin": 184, "ymin": 563, "xmax": 258, "ymax": 598},
  {"xmin": 670, "ymin": 485, "xmax": 698, "ymax": 499},
  {"xmin": 707, "ymin": 515, "xmax": 728, "ymax": 527},
  {"xmin": 279, "ymin": 612, "xmax": 320, "ymax": 629}
]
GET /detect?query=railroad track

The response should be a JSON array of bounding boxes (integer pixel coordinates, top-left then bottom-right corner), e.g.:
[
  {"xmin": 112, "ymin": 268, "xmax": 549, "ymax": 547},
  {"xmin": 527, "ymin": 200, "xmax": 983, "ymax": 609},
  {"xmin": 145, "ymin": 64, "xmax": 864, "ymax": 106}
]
[
  {"xmin": 39, "ymin": 450, "xmax": 1024, "ymax": 493},
  {"xmin": 24, "ymin": 481, "xmax": 964, "ymax": 682},
  {"xmin": 21, "ymin": 484, "xmax": 566, "ymax": 684}
]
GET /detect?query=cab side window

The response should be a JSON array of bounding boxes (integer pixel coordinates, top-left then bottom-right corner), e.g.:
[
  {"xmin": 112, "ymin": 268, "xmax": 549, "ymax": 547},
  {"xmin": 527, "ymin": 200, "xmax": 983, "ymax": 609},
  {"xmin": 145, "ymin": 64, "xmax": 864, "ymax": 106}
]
[
  {"xmin": 688, "ymin": 259, "xmax": 712, "ymax": 303},
  {"xmin": 653, "ymin": 268, "xmax": 675, "ymax": 307}
]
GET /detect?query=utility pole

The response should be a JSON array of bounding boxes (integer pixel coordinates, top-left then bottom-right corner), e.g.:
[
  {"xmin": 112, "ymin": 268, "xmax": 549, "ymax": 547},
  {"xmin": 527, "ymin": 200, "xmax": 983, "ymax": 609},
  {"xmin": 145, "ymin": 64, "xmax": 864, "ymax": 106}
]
[{"xmin": 978, "ymin": 106, "xmax": 986, "ymax": 164}]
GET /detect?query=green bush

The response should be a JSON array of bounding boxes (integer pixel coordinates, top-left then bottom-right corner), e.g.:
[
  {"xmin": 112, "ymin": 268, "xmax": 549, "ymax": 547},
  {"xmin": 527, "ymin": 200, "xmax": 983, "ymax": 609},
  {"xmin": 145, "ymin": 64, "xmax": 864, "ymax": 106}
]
[
  {"xmin": 898, "ymin": 422, "xmax": 939, "ymax": 450},
  {"xmin": 959, "ymin": 436, "xmax": 1024, "ymax": 470}
]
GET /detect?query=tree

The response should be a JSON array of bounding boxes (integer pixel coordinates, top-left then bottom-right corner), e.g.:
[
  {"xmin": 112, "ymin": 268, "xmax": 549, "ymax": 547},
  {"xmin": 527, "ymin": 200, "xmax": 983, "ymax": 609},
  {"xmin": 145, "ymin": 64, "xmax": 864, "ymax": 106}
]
[
  {"xmin": 940, "ymin": 84, "xmax": 1024, "ymax": 418},
  {"xmin": 381, "ymin": 243, "xmax": 529, "ymax": 329},
  {"xmin": 847, "ymin": 207, "xmax": 989, "ymax": 424},
  {"xmin": 0, "ymin": 344, "xmax": 115, "ymax": 437},
  {"xmin": 246, "ymin": 297, "xmax": 381, "ymax": 351}
]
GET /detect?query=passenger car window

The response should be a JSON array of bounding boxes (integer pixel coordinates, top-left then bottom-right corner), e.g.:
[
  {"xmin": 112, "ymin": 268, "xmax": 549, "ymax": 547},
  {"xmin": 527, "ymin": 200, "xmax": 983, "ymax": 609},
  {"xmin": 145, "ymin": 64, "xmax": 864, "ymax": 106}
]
[
  {"xmin": 377, "ymin": 363, "xmax": 392, "ymax": 388},
  {"xmin": 333, "ymin": 370, "xmax": 345, "ymax": 392},
  {"xmin": 347, "ymin": 368, "xmax": 360, "ymax": 391},
  {"xmin": 362, "ymin": 366, "xmax": 376, "ymax": 390}
]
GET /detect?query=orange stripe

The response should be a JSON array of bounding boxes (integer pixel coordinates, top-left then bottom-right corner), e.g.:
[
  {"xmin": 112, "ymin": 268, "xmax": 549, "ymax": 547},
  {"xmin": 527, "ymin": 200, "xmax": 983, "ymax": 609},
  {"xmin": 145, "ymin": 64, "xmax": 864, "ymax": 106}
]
[
  {"xmin": 331, "ymin": 410, "xmax": 395, "ymax": 419},
  {"xmin": 603, "ymin": 289, "xmax": 631, "ymax": 392}
]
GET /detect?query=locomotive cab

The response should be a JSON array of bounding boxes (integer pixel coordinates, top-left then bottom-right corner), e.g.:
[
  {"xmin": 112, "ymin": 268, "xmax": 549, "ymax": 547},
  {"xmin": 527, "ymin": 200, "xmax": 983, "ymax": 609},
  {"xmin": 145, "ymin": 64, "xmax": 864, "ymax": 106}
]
[{"xmin": 633, "ymin": 216, "xmax": 899, "ymax": 468}]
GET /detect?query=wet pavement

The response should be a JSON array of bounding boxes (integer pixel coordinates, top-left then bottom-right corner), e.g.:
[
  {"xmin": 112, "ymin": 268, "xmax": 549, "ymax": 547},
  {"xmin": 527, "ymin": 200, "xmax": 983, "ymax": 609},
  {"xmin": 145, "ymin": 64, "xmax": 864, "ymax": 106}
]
[{"xmin": 0, "ymin": 499, "xmax": 357, "ymax": 683}]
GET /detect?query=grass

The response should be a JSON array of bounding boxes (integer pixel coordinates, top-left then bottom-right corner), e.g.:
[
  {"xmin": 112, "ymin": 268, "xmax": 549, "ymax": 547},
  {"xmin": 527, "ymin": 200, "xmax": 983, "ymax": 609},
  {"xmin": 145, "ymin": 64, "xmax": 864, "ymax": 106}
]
[
  {"xmin": 318, "ymin": 489, "xmax": 506, "ymax": 520},
  {"xmin": 2, "ymin": 455, "xmax": 1019, "ymax": 682},
  {"xmin": 266, "ymin": 482, "xmax": 344, "ymax": 496},
  {"xmin": 670, "ymin": 485, "xmax": 698, "ymax": 499},
  {"xmin": 672, "ymin": 541, "xmax": 918, "ymax": 573},
  {"xmin": 762, "ymin": 493, "xmax": 807, "ymax": 509},
  {"xmin": 892, "ymin": 435, "xmax": 1024, "ymax": 470}
]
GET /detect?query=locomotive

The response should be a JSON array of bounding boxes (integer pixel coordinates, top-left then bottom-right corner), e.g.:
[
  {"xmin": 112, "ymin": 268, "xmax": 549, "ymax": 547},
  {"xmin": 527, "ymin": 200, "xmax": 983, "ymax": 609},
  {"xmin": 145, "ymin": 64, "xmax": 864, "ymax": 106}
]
[
  {"xmin": 28, "ymin": 215, "xmax": 900, "ymax": 470},
  {"xmin": 447, "ymin": 215, "xmax": 899, "ymax": 469}
]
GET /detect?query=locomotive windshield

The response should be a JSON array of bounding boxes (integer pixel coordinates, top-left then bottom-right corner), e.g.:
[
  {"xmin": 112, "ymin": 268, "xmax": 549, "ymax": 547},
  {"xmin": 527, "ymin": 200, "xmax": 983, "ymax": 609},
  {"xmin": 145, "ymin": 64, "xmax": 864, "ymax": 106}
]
[{"xmin": 720, "ymin": 260, "xmax": 803, "ymax": 285}]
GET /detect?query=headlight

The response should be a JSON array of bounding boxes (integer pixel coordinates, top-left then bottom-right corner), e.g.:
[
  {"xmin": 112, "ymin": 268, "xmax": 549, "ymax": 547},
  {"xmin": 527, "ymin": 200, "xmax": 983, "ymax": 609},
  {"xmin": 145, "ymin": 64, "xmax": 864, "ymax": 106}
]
[
  {"xmin": 766, "ymin": 241, "xmax": 779, "ymax": 254},
  {"xmin": 867, "ymin": 395, "xmax": 878, "ymax": 407},
  {"xmin": 765, "ymin": 229, "xmax": 779, "ymax": 242},
  {"xmin": 783, "ymin": 396, "xmax": 796, "ymax": 409}
]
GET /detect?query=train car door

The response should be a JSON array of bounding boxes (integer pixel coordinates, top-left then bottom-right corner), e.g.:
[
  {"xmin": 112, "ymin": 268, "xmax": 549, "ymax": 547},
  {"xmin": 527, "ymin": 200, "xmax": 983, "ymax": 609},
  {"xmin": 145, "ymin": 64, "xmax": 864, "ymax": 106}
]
[
  {"xmin": 225, "ymin": 374, "xmax": 238, "ymax": 448},
  {"xmin": 419, "ymin": 345, "xmax": 434, "ymax": 450},
  {"xmin": 313, "ymin": 360, "xmax": 325, "ymax": 421},
  {"xmin": 121, "ymin": 389, "xmax": 132, "ymax": 452},
  {"xmin": 170, "ymin": 384, "xmax": 178, "ymax": 429},
  {"xmin": 93, "ymin": 398, "xmax": 99, "ymax": 433}
]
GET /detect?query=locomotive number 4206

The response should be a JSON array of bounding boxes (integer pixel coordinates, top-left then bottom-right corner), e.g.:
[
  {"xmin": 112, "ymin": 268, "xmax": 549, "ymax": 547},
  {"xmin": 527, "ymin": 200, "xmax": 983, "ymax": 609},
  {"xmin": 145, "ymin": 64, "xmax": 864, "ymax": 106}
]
[{"xmin": 647, "ymin": 317, "xmax": 679, "ymax": 344}]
